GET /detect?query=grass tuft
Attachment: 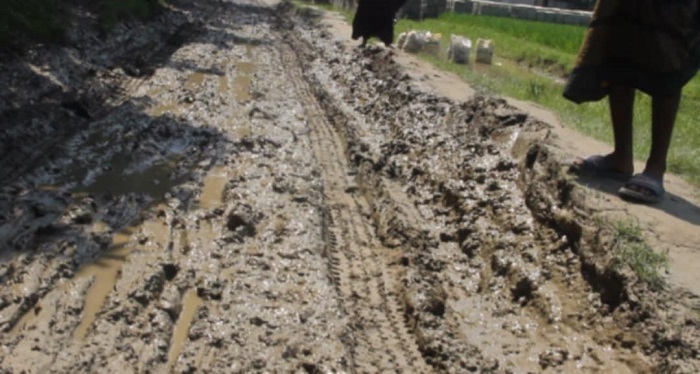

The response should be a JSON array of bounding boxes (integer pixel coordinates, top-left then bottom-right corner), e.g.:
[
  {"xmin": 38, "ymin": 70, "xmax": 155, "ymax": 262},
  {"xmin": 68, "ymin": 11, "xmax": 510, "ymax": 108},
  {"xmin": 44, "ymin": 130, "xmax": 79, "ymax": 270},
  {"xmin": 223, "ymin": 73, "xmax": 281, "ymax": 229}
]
[{"xmin": 608, "ymin": 219, "xmax": 668, "ymax": 290}]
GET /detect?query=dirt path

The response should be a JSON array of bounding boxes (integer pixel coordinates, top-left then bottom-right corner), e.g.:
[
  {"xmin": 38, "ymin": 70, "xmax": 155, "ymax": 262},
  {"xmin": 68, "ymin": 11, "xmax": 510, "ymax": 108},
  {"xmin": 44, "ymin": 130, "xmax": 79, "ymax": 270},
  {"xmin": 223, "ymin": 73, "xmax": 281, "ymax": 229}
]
[{"xmin": 1, "ymin": 0, "xmax": 698, "ymax": 372}]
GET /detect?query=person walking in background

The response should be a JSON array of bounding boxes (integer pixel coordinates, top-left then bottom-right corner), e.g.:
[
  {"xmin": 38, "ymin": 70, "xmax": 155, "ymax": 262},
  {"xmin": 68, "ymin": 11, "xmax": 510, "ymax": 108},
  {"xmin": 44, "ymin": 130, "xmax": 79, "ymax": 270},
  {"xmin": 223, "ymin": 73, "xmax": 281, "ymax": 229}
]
[
  {"xmin": 351, "ymin": 0, "xmax": 407, "ymax": 47},
  {"xmin": 564, "ymin": 0, "xmax": 700, "ymax": 204}
]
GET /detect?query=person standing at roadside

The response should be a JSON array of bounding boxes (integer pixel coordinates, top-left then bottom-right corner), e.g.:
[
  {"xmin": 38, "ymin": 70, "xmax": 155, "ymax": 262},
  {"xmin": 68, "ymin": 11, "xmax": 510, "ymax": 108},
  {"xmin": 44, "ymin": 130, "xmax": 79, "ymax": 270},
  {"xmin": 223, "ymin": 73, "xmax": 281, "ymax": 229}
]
[
  {"xmin": 565, "ymin": 0, "xmax": 700, "ymax": 204},
  {"xmin": 351, "ymin": 0, "xmax": 407, "ymax": 47}
]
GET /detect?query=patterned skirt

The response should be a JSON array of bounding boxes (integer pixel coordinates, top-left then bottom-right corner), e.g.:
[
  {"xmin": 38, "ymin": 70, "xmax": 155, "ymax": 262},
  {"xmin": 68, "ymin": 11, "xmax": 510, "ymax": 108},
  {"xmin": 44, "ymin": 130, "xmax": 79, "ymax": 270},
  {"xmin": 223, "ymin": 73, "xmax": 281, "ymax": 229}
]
[{"xmin": 564, "ymin": 0, "xmax": 700, "ymax": 102}]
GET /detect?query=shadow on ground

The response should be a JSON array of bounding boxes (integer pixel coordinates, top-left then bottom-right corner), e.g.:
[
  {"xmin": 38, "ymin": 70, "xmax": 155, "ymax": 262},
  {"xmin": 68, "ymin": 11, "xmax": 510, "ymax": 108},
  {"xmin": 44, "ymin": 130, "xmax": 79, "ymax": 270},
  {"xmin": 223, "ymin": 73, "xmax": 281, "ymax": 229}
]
[
  {"xmin": 0, "ymin": 0, "xmax": 276, "ymax": 332},
  {"xmin": 573, "ymin": 174, "xmax": 700, "ymax": 226}
]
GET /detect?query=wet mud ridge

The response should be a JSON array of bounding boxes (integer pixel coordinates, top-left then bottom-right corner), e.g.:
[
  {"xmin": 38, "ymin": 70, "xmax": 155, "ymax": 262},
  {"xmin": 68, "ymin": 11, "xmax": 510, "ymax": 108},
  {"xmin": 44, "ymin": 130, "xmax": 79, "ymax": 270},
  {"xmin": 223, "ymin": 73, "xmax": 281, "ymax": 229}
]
[
  {"xmin": 1, "ymin": 0, "xmax": 699, "ymax": 372},
  {"xmin": 285, "ymin": 7, "xmax": 700, "ymax": 373},
  {"xmin": 280, "ymin": 36, "xmax": 430, "ymax": 371}
]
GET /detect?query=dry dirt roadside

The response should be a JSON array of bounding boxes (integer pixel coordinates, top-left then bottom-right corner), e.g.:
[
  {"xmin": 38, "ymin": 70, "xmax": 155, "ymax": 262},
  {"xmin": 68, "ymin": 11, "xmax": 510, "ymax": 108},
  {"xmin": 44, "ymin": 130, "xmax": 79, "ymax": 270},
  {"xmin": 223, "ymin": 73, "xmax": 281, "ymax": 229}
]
[{"xmin": 0, "ymin": 0, "xmax": 698, "ymax": 372}]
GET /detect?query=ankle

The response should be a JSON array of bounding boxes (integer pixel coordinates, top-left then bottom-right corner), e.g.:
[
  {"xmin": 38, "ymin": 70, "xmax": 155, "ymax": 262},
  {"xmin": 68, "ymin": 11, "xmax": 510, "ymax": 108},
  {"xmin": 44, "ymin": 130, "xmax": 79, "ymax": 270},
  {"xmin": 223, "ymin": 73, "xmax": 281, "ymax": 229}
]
[
  {"xmin": 605, "ymin": 152, "xmax": 634, "ymax": 173},
  {"xmin": 609, "ymin": 150, "xmax": 632, "ymax": 163},
  {"xmin": 643, "ymin": 163, "xmax": 666, "ymax": 180}
]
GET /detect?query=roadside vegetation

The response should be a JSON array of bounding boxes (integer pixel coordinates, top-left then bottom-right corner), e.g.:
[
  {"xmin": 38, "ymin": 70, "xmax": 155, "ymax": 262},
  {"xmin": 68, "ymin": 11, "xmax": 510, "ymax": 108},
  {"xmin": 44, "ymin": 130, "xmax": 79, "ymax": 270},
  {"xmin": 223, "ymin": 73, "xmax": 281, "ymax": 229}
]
[
  {"xmin": 1, "ymin": 0, "xmax": 164, "ymax": 48},
  {"xmin": 606, "ymin": 219, "xmax": 669, "ymax": 290}
]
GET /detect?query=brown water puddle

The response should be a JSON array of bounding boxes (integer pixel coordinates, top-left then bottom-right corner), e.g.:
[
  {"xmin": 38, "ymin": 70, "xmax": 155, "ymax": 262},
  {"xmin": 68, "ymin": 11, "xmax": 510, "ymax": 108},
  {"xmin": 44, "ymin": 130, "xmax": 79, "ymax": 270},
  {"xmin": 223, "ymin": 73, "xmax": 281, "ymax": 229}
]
[
  {"xmin": 147, "ymin": 87, "xmax": 166, "ymax": 97},
  {"xmin": 234, "ymin": 61, "xmax": 256, "ymax": 102},
  {"xmin": 148, "ymin": 71, "xmax": 205, "ymax": 117},
  {"xmin": 72, "ymin": 227, "xmax": 134, "ymax": 340},
  {"xmin": 197, "ymin": 219, "xmax": 218, "ymax": 250},
  {"xmin": 197, "ymin": 165, "xmax": 228, "ymax": 210},
  {"xmin": 20, "ymin": 133, "xmax": 192, "ymax": 341},
  {"xmin": 74, "ymin": 154, "xmax": 184, "ymax": 200},
  {"xmin": 151, "ymin": 102, "xmax": 181, "ymax": 117},
  {"xmin": 166, "ymin": 288, "xmax": 203, "ymax": 369},
  {"xmin": 9, "ymin": 296, "xmax": 44, "ymax": 336},
  {"xmin": 218, "ymin": 75, "xmax": 229, "ymax": 94},
  {"xmin": 72, "ymin": 215, "xmax": 170, "ymax": 340},
  {"xmin": 185, "ymin": 72, "xmax": 206, "ymax": 90},
  {"xmin": 232, "ymin": 121, "xmax": 253, "ymax": 139},
  {"xmin": 245, "ymin": 44, "xmax": 255, "ymax": 58}
]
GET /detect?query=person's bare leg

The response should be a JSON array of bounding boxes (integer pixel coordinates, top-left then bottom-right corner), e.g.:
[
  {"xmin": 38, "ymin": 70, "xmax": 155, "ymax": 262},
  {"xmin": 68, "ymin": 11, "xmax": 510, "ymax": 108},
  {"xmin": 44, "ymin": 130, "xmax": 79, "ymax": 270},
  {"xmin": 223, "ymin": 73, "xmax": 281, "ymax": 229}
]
[
  {"xmin": 574, "ymin": 83, "xmax": 635, "ymax": 174},
  {"xmin": 645, "ymin": 91, "xmax": 681, "ymax": 179},
  {"xmin": 622, "ymin": 91, "xmax": 681, "ymax": 197},
  {"xmin": 607, "ymin": 84, "xmax": 636, "ymax": 173}
]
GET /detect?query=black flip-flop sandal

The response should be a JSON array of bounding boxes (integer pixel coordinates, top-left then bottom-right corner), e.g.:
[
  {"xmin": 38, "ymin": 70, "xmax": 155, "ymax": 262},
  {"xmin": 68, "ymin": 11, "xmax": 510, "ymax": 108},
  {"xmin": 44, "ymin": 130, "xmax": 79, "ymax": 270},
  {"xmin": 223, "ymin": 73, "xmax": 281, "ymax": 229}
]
[{"xmin": 618, "ymin": 173, "xmax": 665, "ymax": 204}]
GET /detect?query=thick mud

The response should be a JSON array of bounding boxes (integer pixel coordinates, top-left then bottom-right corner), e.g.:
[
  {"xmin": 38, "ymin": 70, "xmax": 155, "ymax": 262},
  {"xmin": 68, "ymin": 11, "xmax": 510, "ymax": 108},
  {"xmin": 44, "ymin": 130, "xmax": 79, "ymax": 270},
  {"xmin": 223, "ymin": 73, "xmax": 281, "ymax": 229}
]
[{"xmin": 1, "ymin": 0, "xmax": 699, "ymax": 373}]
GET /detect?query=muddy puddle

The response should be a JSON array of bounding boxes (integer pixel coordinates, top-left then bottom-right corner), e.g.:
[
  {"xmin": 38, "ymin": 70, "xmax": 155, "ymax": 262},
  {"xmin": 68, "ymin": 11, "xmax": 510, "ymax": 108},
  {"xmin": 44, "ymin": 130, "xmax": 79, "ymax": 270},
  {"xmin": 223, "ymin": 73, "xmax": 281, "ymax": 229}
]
[
  {"xmin": 197, "ymin": 165, "xmax": 229, "ymax": 210},
  {"xmin": 74, "ymin": 214, "xmax": 171, "ymax": 340},
  {"xmin": 150, "ymin": 102, "xmax": 181, "ymax": 117},
  {"xmin": 218, "ymin": 74, "xmax": 229, "ymax": 94},
  {"xmin": 233, "ymin": 61, "xmax": 255, "ymax": 102},
  {"xmin": 186, "ymin": 72, "xmax": 207, "ymax": 90},
  {"xmin": 72, "ymin": 226, "xmax": 137, "ymax": 340},
  {"xmin": 166, "ymin": 288, "xmax": 203, "ymax": 370},
  {"xmin": 74, "ymin": 154, "xmax": 186, "ymax": 200}
]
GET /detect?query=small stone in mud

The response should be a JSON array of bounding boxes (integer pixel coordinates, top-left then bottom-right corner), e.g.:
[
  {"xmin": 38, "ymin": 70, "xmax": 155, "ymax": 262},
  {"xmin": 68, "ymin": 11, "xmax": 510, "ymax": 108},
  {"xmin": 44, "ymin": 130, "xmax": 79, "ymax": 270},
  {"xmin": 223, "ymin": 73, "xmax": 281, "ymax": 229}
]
[
  {"xmin": 511, "ymin": 276, "xmax": 536, "ymax": 305},
  {"xmin": 538, "ymin": 347, "xmax": 569, "ymax": 369},
  {"xmin": 252, "ymin": 359, "xmax": 267, "ymax": 369},
  {"xmin": 250, "ymin": 316, "xmax": 266, "ymax": 326},
  {"xmin": 439, "ymin": 232, "xmax": 456, "ymax": 242},
  {"xmin": 615, "ymin": 332, "xmax": 637, "ymax": 349},
  {"xmin": 197, "ymin": 276, "xmax": 223, "ymax": 300},
  {"xmin": 73, "ymin": 212, "xmax": 93, "ymax": 224},
  {"xmin": 162, "ymin": 263, "xmax": 179, "ymax": 281},
  {"xmin": 425, "ymin": 285, "xmax": 447, "ymax": 317},
  {"xmin": 292, "ymin": 195, "xmax": 308, "ymax": 203},
  {"xmin": 461, "ymin": 238, "xmax": 482, "ymax": 258},
  {"xmin": 226, "ymin": 213, "xmax": 256, "ymax": 237}
]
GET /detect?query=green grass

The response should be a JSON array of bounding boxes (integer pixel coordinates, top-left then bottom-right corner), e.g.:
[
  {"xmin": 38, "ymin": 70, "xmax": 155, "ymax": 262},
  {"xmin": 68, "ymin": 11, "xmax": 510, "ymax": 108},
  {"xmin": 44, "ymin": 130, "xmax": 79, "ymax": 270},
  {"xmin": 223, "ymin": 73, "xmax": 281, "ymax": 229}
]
[
  {"xmin": 607, "ymin": 219, "xmax": 669, "ymax": 290},
  {"xmin": 393, "ymin": 13, "xmax": 700, "ymax": 185},
  {"xmin": 396, "ymin": 13, "xmax": 584, "ymax": 75}
]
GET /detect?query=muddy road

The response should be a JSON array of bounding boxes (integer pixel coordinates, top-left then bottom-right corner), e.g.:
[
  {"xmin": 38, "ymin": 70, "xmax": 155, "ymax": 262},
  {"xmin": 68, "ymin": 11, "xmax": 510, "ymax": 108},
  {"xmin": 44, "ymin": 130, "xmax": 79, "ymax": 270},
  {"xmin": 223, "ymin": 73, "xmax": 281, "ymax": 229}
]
[{"xmin": 1, "ymin": 0, "xmax": 698, "ymax": 372}]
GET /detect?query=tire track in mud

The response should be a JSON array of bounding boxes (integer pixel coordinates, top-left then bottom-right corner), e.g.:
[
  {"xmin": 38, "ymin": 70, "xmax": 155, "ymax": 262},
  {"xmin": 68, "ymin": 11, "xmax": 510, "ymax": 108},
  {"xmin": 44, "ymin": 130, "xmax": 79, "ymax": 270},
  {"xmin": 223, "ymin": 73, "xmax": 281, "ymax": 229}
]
[
  {"xmin": 279, "ymin": 38, "xmax": 430, "ymax": 372},
  {"xmin": 279, "ymin": 7, "xmax": 694, "ymax": 372}
]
